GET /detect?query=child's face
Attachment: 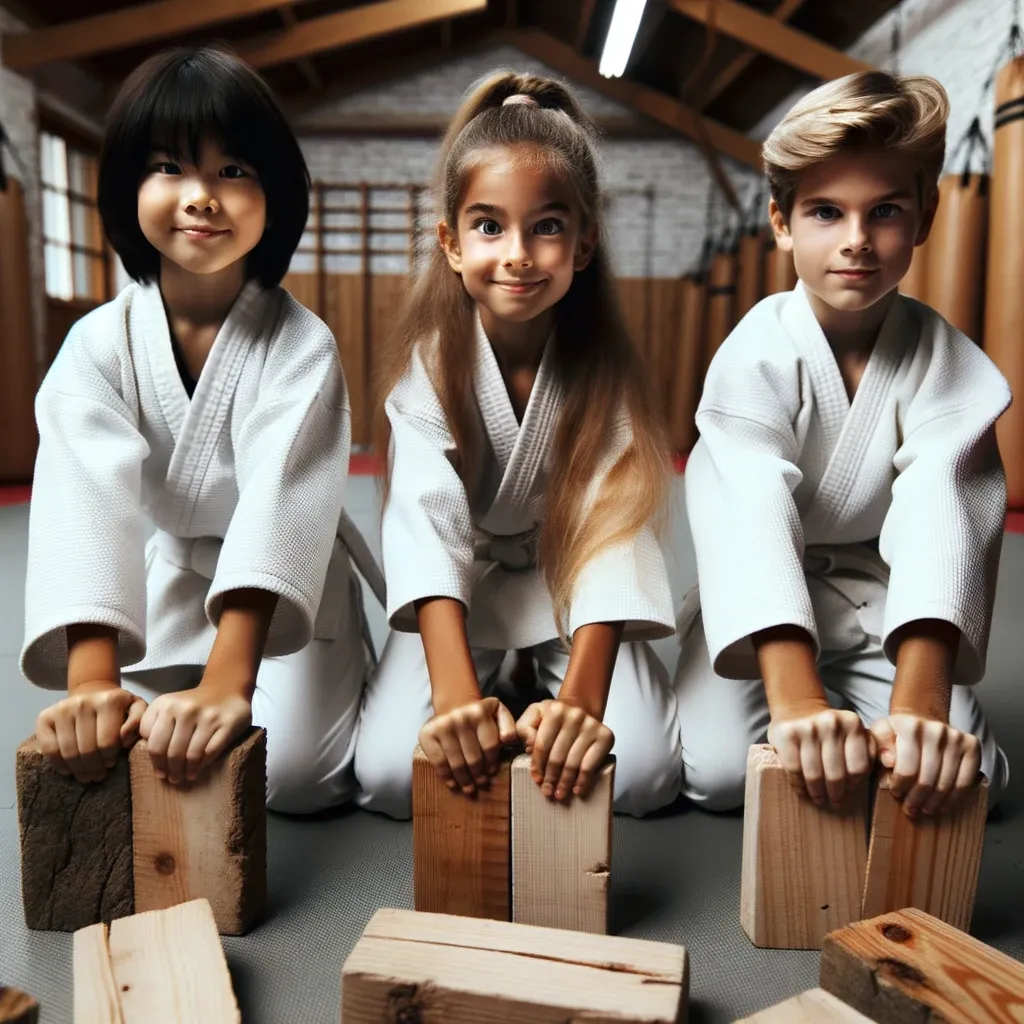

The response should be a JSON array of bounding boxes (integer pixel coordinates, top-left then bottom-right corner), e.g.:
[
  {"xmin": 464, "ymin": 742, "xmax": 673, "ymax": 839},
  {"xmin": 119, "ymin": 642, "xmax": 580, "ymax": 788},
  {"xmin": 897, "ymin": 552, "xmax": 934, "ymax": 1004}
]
[
  {"xmin": 771, "ymin": 149, "xmax": 936, "ymax": 315},
  {"xmin": 137, "ymin": 138, "xmax": 266, "ymax": 278},
  {"xmin": 439, "ymin": 147, "xmax": 595, "ymax": 325}
]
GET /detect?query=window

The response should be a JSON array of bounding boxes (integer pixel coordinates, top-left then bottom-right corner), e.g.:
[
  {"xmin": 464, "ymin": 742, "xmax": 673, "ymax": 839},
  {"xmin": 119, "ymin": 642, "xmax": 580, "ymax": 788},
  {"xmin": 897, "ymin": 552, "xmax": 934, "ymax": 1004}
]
[{"xmin": 40, "ymin": 130, "xmax": 111, "ymax": 302}]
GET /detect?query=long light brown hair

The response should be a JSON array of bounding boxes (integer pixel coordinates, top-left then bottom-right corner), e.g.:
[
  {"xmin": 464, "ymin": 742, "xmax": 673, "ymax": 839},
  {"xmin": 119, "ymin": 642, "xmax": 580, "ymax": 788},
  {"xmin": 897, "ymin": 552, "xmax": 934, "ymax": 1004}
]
[{"xmin": 376, "ymin": 70, "xmax": 670, "ymax": 641}]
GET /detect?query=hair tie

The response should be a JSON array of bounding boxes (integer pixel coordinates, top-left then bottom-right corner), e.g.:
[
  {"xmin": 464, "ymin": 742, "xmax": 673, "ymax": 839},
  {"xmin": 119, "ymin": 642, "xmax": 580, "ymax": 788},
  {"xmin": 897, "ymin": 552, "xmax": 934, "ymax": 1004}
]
[{"xmin": 502, "ymin": 94, "xmax": 540, "ymax": 107}]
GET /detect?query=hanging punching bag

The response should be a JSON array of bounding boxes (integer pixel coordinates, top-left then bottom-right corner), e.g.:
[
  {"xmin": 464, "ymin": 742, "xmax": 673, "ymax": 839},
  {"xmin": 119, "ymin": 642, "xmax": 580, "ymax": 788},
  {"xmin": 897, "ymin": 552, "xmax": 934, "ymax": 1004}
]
[
  {"xmin": 899, "ymin": 236, "xmax": 930, "ymax": 302},
  {"xmin": 984, "ymin": 55, "xmax": 1024, "ymax": 507},
  {"xmin": 926, "ymin": 172, "xmax": 989, "ymax": 341},
  {"xmin": 703, "ymin": 249, "xmax": 736, "ymax": 373},
  {"xmin": 669, "ymin": 275, "xmax": 706, "ymax": 453},
  {"xmin": 763, "ymin": 238, "xmax": 797, "ymax": 295},
  {"xmin": 734, "ymin": 228, "xmax": 765, "ymax": 321}
]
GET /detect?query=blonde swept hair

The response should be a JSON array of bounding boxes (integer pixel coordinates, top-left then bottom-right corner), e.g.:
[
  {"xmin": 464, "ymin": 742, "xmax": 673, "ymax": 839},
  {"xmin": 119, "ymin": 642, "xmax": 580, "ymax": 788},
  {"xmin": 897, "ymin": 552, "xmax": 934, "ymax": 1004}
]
[
  {"xmin": 762, "ymin": 71, "xmax": 950, "ymax": 218},
  {"xmin": 375, "ymin": 70, "xmax": 671, "ymax": 643}
]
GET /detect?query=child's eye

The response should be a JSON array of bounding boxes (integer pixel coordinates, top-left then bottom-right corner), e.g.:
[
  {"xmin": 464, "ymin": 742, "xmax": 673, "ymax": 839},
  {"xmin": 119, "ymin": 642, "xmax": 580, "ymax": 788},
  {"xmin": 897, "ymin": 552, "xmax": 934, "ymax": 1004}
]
[
  {"xmin": 221, "ymin": 165, "xmax": 249, "ymax": 179},
  {"xmin": 874, "ymin": 203, "xmax": 902, "ymax": 219},
  {"xmin": 812, "ymin": 205, "xmax": 840, "ymax": 222},
  {"xmin": 534, "ymin": 218, "xmax": 564, "ymax": 236},
  {"xmin": 475, "ymin": 219, "xmax": 502, "ymax": 236},
  {"xmin": 150, "ymin": 161, "xmax": 181, "ymax": 175}
]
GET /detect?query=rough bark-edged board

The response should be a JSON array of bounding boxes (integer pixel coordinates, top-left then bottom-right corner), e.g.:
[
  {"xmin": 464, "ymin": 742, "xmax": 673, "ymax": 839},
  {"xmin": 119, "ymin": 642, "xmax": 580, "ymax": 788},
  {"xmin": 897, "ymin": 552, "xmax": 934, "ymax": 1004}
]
[
  {"xmin": 861, "ymin": 773, "xmax": 988, "ymax": 933},
  {"xmin": 341, "ymin": 907, "xmax": 688, "ymax": 1023},
  {"xmin": 130, "ymin": 728, "xmax": 266, "ymax": 936},
  {"xmin": 73, "ymin": 923, "xmax": 124, "ymax": 1024},
  {"xmin": 108, "ymin": 899, "xmax": 240, "ymax": 1023},
  {"xmin": 16, "ymin": 735, "xmax": 133, "ymax": 931},
  {"xmin": 733, "ymin": 988, "xmax": 872, "ymax": 1022},
  {"xmin": 819, "ymin": 907, "xmax": 1024, "ymax": 1023},
  {"xmin": 740, "ymin": 745, "xmax": 868, "ymax": 949},
  {"xmin": 511, "ymin": 754, "xmax": 613, "ymax": 933},
  {"xmin": 412, "ymin": 745, "xmax": 511, "ymax": 921},
  {"xmin": 0, "ymin": 987, "xmax": 39, "ymax": 1024}
]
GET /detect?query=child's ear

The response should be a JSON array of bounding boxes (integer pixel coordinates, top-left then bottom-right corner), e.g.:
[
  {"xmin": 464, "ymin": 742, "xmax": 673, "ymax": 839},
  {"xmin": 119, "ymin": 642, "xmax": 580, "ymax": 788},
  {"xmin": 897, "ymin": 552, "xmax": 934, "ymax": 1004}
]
[
  {"xmin": 437, "ymin": 220, "xmax": 462, "ymax": 273},
  {"xmin": 914, "ymin": 186, "xmax": 940, "ymax": 246},
  {"xmin": 768, "ymin": 197, "xmax": 794, "ymax": 252},
  {"xmin": 573, "ymin": 223, "xmax": 598, "ymax": 272}
]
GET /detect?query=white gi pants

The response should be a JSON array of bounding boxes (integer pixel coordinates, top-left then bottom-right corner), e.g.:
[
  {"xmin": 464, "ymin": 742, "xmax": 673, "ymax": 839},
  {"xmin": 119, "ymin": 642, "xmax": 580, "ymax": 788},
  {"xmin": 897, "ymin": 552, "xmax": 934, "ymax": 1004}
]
[
  {"xmin": 674, "ymin": 613, "xmax": 1009, "ymax": 812},
  {"xmin": 353, "ymin": 630, "xmax": 682, "ymax": 820}
]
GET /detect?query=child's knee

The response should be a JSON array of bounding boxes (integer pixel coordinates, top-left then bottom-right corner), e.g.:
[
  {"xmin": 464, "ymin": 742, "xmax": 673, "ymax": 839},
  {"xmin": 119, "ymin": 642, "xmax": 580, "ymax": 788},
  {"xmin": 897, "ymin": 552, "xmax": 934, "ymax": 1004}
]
[
  {"xmin": 608, "ymin": 728, "xmax": 682, "ymax": 817},
  {"xmin": 265, "ymin": 752, "xmax": 354, "ymax": 815},
  {"xmin": 353, "ymin": 736, "xmax": 415, "ymax": 819},
  {"xmin": 681, "ymin": 742, "xmax": 749, "ymax": 812}
]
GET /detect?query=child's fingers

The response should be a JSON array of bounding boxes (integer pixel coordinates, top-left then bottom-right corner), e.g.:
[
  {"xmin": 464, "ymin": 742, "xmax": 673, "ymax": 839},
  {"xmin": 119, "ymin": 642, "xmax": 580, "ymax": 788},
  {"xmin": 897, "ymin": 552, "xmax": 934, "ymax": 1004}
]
[
  {"xmin": 530, "ymin": 711, "xmax": 562, "ymax": 784},
  {"xmin": 820, "ymin": 732, "xmax": 848, "ymax": 809},
  {"xmin": 516, "ymin": 703, "xmax": 542, "ymax": 750},
  {"xmin": 455, "ymin": 722, "xmax": 487, "ymax": 788},
  {"xmin": 437, "ymin": 729, "xmax": 474, "ymax": 794},
  {"xmin": 474, "ymin": 715, "xmax": 501, "ymax": 779},
  {"xmin": 951, "ymin": 744, "xmax": 982, "ymax": 807},
  {"xmin": 120, "ymin": 698, "xmax": 146, "ymax": 747},
  {"xmin": 184, "ymin": 720, "xmax": 218, "ymax": 782},
  {"xmin": 543, "ymin": 721, "xmax": 581, "ymax": 797},
  {"xmin": 96, "ymin": 702, "xmax": 125, "ymax": 769},
  {"xmin": 195, "ymin": 722, "xmax": 238, "ymax": 777},
  {"xmin": 890, "ymin": 726, "xmax": 921, "ymax": 801},
  {"xmin": 923, "ymin": 743, "xmax": 962, "ymax": 816},
  {"xmin": 55, "ymin": 713, "xmax": 88, "ymax": 783},
  {"xmin": 74, "ymin": 705, "xmax": 106, "ymax": 782},
  {"xmin": 496, "ymin": 702, "xmax": 518, "ymax": 748},
  {"xmin": 139, "ymin": 701, "xmax": 158, "ymax": 742},
  {"xmin": 557, "ymin": 730, "xmax": 605, "ymax": 801},
  {"xmin": 572, "ymin": 740, "xmax": 612, "ymax": 799},
  {"xmin": 902, "ymin": 726, "xmax": 943, "ymax": 818},
  {"xmin": 418, "ymin": 731, "xmax": 457, "ymax": 791},
  {"xmin": 799, "ymin": 739, "xmax": 827, "ymax": 807},
  {"xmin": 35, "ymin": 713, "xmax": 68, "ymax": 775},
  {"xmin": 843, "ymin": 728, "xmax": 872, "ymax": 792},
  {"xmin": 146, "ymin": 709, "xmax": 176, "ymax": 781},
  {"xmin": 164, "ymin": 717, "xmax": 196, "ymax": 785}
]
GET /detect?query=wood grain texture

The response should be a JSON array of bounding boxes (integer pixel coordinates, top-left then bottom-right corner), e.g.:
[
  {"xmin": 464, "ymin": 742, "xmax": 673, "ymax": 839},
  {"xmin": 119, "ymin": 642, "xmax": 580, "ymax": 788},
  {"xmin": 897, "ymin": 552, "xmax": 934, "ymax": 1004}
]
[
  {"xmin": 740, "ymin": 745, "xmax": 868, "ymax": 949},
  {"xmin": 16, "ymin": 736, "xmax": 133, "ymax": 931},
  {"xmin": 670, "ymin": 276, "xmax": 706, "ymax": 454},
  {"xmin": 73, "ymin": 923, "xmax": 124, "ymax": 1024},
  {"xmin": 819, "ymin": 907, "xmax": 1024, "ymax": 1023},
  {"xmin": 899, "ymin": 239, "xmax": 930, "ymax": 303},
  {"xmin": 0, "ymin": 987, "xmax": 39, "ymax": 1024},
  {"xmin": 734, "ymin": 230, "xmax": 766, "ymax": 321},
  {"xmin": 108, "ymin": 899, "xmax": 240, "ymax": 1023},
  {"xmin": 511, "ymin": 754, "xmax": 613, "ymax": 934},
  {"xmin": 861, "ymin": 773, "xmax": 988, "ymax": 932},
  {"xmin": 412, "ymin": 745, "xmax": 511, "ymax": 921},
  {"xmin": 341, "ymin": 907, "xmax": 688, "ymax": 1023},
  {"xmin": 703, "ymin": 251, "xmax": 737, "ymax": 372},
  {"xmin": 733, "ymin": 987, "xmax": 872, "ymax": 1022},
  {"xmin": 762, "ymin": 243, "xmax": 797, "ymax": 296},
  {"xmin": 130, "ymin": 728, "xmax": 266, "ymax": 936}
]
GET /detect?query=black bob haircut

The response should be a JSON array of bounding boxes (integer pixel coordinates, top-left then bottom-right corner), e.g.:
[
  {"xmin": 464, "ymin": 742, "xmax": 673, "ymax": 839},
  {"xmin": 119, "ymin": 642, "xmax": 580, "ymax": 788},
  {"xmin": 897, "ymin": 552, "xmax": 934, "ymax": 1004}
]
[{"xmin": 98, "ymin": 44, "xmax": 310, "ymax": 288}]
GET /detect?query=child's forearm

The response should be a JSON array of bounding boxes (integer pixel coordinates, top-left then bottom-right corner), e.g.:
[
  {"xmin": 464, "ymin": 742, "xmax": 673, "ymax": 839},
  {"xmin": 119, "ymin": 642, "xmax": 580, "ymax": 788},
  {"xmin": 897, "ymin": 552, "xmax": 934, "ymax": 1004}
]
[
  {"xmin": 556, "ymin": 621, "xmax": 623, "ymax": 720},
  {"xmin": 66, "ymin": 624, "xmax": 120, "ymax": 692},
  {"xmin": 889, "ymin": 619, "xmax": 959, "ymax": 721},
  {"xmin": 753, "ymin": 624, "xmax": 829, "ymax": 719},
  {"xmin": 201, "ymin": 588, "xmax": 279, "ymax": 701},
  {"xmin": 415, "ymin": 597, "xmax": 482, "ymax": 714}
]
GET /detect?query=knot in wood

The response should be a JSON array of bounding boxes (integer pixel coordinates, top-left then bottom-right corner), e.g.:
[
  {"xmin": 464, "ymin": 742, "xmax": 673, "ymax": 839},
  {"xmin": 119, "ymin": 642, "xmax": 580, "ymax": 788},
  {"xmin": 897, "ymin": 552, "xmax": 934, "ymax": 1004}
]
[
  {"xmin": 881, "ymin": 922, "xmax": 913, "ymax": 943},
  {"xmin": 387, "ymin": 983, "xmax": 425, "ymax": 1023},
  {"xmin": 877, "ymin": 957, "xmax": 926, "ymax": 986},
  {"xmin": 155, "ymin": 853, "xmax": 176, "ymax": 875}
]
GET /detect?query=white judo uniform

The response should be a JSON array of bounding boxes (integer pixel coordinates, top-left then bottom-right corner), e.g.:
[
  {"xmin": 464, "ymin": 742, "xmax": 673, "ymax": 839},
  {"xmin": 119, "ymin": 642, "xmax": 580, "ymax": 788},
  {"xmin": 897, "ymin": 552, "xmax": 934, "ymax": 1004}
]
[
  {"xmin": 675, "ymin": 281, "xmax": 1011, "ymax": 811},
  {"xmin": 355, "ymin": 316, "xmax": 682, "ymax": 818},
  {"xmin": 21, "ymin": 280, "xmax": 382, "ymax": 814}
]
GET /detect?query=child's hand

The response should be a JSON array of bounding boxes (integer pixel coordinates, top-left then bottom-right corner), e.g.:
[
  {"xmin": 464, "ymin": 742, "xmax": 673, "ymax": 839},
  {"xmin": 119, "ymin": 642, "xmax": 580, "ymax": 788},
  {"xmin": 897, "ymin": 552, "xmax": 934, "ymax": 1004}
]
[
  {"xmin": 419, "ymin": 696, "xmax": 518, "ymax": 796},
  {"xmin": 768, "ymin": 706, "xmax": 874, "ymax": 810},
  {"xmin": 870, "ymin": 714, "xmax": 981, "ymax": 818},
  {"xmin": 36, "ymin": 681, "xmax": 146, "ymax": 784},
  {"xmin": 516, "ymin": 699, "xmax": 614, "ymax": 803},
  {"xmin": 139, "ymin": 687, "xmax": 252, "ymax": 785}
]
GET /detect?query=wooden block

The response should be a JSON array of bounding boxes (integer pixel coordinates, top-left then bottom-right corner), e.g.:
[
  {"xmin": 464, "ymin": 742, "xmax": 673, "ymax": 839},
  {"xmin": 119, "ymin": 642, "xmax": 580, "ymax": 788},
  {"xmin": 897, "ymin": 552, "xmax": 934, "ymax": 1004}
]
[
  {"xmin": 740, "ymin": 745, "xmax": 868, "ymax": 949},
  {"xmin": 0, "ymin": 987, "xmax": 39, "ymax": 1024},
  {"xmin": 861, "ymin": 773, "xmax": 988, "ymax": 932},
  {"xmin": 412, "ymin": 744, "xmax": 510, "ymax": 921},
  {"xmin": 510, "ymin": 753, "xmax": 613, "ymax": 934},
  {"xmin": 130, "ymin": 728, "xmax": 266, "ymax": 936},
  {"xmin": 820, "ymin": 907, "xmax": 1024, "ymax": 1023},
  {"xmin": 733, "ymin": 988, "xmax": 872, "ymax": 1022},
  {"xmin": 16, "ymin": 735, "xmax": 133, "ymax": 931},
  {"xmin": 341, "ymin": 907, "xmax": 688, "ymax": 1023},
  {"xmin": 73, "ymin": 923, "xmax": 124, "ymax": 1024},
  {"xmin": 108, "ymin": 898, "xmax": 240, "ymax": 1023}
]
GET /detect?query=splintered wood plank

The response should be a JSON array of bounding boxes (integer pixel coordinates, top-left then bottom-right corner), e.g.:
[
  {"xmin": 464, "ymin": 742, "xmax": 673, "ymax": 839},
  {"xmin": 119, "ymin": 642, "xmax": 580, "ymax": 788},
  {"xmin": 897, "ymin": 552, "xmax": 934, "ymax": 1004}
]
[
  {"xmin": 510, "ymin": 754, "xmax": 613, "ymax": 933},
  {"xmin": 16, "ymin": 736, "xmax": 133, "ymax": 931},
  {"xmin": 73, "ymin": 923, "xmax": 125, "ymax": 1023},
  {"xmin": 0, "ymin": 987, "xmax": 39, "ymax": 1024},
  {"xmin": 412, "ymin": 745, "xmax": 510, "ymax": 921},
  {"xmin": 733, "ymin": 988, "xmax": 872, "ymax": 1022},
  {"xmin": 130, "ymin": 728, "xmax": 266, "ymax": 935},
  {"xmin": 108, "ymin": 899, "xmax": 240, "ymax": 1023},
  {"xmin": 740, "ymin": 745, "xmax": 868, "ymax": 949},
  {"xmin": 861, "ymin": 772, "xmax": 988, "ymax": 932},
  {"xmin": 820, "ymin": 907, "xmax": 1024, "ymax": 1023},
  {"xmin": 341, "ymin": 907, "xmax": 688, "ymax": 1023}
]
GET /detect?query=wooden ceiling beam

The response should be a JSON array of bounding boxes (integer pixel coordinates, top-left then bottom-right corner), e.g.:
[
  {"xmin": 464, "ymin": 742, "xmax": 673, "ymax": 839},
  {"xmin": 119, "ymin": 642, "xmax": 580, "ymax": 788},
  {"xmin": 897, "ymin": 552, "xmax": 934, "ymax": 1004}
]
[
  {"xmin": 244, "ymin": 0, "xmax": 487, "ymax": 69},
  {"xmin": 575, "ymin": 0, "xmax": 598, "ymax": 51},
  {"xmin": 278, "ymin": 7, "xmax": 322, "ymax": 92},
  {"xmin": 0, "ymin": 0, "xmax": 315, "ymax": 71},
  {"xmin": 667, "ymin": 0, "xmax": 871, "ymax": 83},
  {"xmin": 506, "ymin": 28, "xmax": 761, "ymax": 170}
]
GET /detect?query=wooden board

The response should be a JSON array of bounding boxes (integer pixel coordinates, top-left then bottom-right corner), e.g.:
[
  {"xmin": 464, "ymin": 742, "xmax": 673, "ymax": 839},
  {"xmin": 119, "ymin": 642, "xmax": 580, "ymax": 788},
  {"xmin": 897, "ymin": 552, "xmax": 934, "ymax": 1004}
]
[
  {"xmin": 73, "ymin": 923, "xmax": 125, "ymax": 1024},
  {"xmin": 412, "ymin": 745, "xmax": 511, "ymax": 921},
  {"xmin": 130, "ymin": 728, "xmax": 266, "ymax": 936},
  {"xmin": 510, "ymin": 754, "xmax": 613, "ymax": 934},
  {"xmin": 820, "ymin": 907, "xmax": 1024, "ymax": 1023},
  {"xmin": 740, "ymin": 745, "xmax": 868, "ymax": 949},
  {"xmin": 734, "ymin": 988, "xmax": 872, "ymax": 1022},
  {"xmin": 341, "ymin": 907, "xmax": 688, "ymax": 1023},
  {"xmin": 861, "ymin": 772, "xmax": 988, "ymax": 932},
  {"xmin": 16, "ymin": 736, "xmax": 133, "ymax": 931},
  {"xmin": 108, "ymin": 899, "xmax": 240, "ymax": 1023},
  {"xmin": 0, "ymin": 987, "xmax": 39, "ymax": 1024}
]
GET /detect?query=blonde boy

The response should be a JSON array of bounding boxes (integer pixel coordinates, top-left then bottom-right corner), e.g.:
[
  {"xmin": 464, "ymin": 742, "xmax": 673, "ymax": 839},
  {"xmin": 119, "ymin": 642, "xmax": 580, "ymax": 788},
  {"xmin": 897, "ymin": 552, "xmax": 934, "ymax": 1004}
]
[{"xmin": 674, "ymin": 71, "xmax": 1010, "ymax": 817}]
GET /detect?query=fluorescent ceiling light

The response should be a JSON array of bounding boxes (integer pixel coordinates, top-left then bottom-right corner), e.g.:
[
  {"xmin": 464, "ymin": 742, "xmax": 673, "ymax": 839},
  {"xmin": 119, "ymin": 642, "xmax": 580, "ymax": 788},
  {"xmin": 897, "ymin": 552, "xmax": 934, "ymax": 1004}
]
[{"xmin": 599, "ymin": 0, "xmax": 649, "ymax": 78}]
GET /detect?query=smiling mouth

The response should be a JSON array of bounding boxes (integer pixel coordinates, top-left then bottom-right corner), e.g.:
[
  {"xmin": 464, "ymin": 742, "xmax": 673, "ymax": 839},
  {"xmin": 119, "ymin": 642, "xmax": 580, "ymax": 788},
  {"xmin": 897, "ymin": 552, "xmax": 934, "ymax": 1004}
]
[
  {"xmin": 493, "ymin": 280, "xmax": 545, "ymax": 293},
  {"xmin": 831, "ymin": 268, "xmax": 879, "ymax": 279},
  {"xmin": 176, "ymin": 227, "xmax": 229, "ymax": 239}
]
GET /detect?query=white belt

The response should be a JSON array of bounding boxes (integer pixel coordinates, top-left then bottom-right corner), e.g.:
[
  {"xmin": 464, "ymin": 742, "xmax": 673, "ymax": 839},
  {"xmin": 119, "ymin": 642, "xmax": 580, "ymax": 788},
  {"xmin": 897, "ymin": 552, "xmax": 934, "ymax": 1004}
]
[{"xmin": 474, "ymin": 528, "xmax": 538, "ymax": 572}]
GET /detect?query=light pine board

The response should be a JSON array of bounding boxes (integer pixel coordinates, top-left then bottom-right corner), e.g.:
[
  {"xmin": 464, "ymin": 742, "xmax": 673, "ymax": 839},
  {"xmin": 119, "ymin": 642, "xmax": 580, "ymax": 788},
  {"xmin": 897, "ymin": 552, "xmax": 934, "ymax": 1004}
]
[
  {"xmin": 341, "ymin": 907, "xmax": 688, "ymax": 1024},
  {"xmin": 740, "ymin": 745, "xmax": 868, "ymax": 949},
  {"xmin": 733, "ymin": 987, "xmax": 872, "ymax": 1022},
  {"xmin": 861, "ymin": 772, "xmax": 988, "ymax": 932},
  {"xmin": 820, "ymin": 907, "xmax": 1024, "ymax": 1023},
  {"xmin": 412, "ymin": 745, "xmax": 510, "ymax": 921},
  {"xmin": 73, "ymin": 923, "xmax": 124, "ymax": 1024},
  {"xmin": 511, "ymin": 754, "xmax": 613, "ymax": 934}
]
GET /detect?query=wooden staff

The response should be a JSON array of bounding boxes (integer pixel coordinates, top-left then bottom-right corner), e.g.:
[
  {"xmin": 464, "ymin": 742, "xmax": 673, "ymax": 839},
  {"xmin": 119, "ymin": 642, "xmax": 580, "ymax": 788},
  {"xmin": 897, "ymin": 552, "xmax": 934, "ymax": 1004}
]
[
  {"xmin": 734, "ymin": 228, "xmax": 766, "ymax": 321},
  {"xmin": 703, "ymin": 249, "xmax": 737, "ymax": 373},
  {"xmin": 669, "ymin": 275, "xmax": 707, "ymax": 454}
]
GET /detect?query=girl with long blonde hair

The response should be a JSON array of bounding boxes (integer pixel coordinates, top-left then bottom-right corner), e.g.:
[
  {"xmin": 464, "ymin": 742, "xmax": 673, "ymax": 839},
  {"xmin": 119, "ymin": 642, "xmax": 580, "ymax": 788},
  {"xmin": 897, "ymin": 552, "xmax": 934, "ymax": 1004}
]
[{"xmin": 354, "ymin": 71, "xmax": 682, "ymax": 818}]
